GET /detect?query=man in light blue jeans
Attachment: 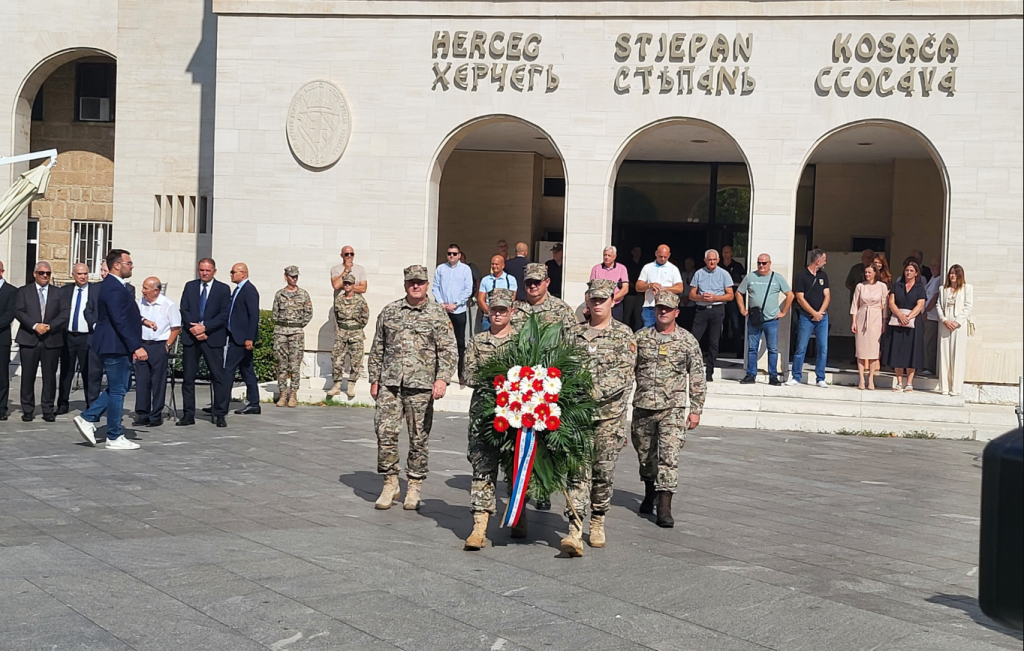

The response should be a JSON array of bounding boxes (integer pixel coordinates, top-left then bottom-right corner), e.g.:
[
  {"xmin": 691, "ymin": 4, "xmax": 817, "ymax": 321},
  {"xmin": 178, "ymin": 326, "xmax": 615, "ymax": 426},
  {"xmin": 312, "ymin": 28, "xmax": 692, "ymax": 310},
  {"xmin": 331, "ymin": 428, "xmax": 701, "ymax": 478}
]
[
  {"xmin": 736, "ymin": 254, "xmax": 793, "ymax": 384},
  {"xmin": 787, "ymin": 249, "xmax": 831, "ymax": 387}
]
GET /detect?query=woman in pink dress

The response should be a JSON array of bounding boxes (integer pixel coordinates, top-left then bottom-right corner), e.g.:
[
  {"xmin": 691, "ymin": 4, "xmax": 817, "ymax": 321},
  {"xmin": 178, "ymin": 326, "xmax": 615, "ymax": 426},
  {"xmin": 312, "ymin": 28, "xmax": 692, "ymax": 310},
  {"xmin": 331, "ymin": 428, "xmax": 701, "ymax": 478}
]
[{"xmin": 850, "ymin": 265, "xmax": 889, "ymax": 390}]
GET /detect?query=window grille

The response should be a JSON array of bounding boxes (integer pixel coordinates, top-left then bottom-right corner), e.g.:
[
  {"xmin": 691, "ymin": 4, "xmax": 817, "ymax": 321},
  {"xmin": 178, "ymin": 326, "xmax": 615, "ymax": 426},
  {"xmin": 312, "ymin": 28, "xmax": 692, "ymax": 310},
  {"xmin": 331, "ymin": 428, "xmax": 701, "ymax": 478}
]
[{"xmin": 71, "ymin": 221, "xmax": 112, "ymax": 277}]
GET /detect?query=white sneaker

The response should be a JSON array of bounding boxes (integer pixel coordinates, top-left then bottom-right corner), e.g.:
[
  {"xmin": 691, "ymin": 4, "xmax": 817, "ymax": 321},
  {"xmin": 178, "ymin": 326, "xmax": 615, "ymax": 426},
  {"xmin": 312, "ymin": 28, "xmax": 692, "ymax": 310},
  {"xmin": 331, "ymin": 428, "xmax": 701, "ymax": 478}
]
[
  {"xmin": 816, "ymin": 381, "xmax": 829, "ymax": 388},
  {"xmin": 106, "ymin": 436, "xmax": 141, "ymax": 450},
  {"xmin": 784, "ymin": 378, "xmax": 800, "ymax": 386},
  {"xmin": 74, "ymin": 415, "xmax": 97, "ymax": 446}
]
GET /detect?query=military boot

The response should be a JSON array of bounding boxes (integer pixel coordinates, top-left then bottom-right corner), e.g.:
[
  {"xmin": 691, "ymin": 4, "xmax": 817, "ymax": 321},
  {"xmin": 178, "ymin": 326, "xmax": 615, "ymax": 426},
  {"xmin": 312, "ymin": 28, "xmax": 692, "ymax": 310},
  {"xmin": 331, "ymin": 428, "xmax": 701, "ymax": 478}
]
[
  {"xmin": 560, "ymin": 517, "xmax": 584, "ymax": 557},
  {"xmin": 287, "ymin": 391, "xmax": 298, "ymax": 408},
  {"xmin": 639, "ymin": 481, "xmax": 656, "ymax": 514},
  {"xmin": 374, "ymin": 475, "xmax": 401, "ymax": 510},
  {"xmin": 588, "ymin": 514, "xmax": 606, "ymax": 548},
  {"xmin": 464, "ymin": 512, "xmax": 489, "ymax": 551},
  {"xmin": 510, "ymin": 511, "xmax": 528, "ymax": 539},
  {"xmin": 326, "ymin": 382, "xmax": 342, "ymax": 397},
  {"xmin": 656, "ymin": 492, "xmax": 674, "ymax": 528},
  {"xmin": 276, "ymin": 389, "xmax": 289, "ymax": 408},
  {"xmin": 403, "ymin": 479, "xmax": 423, "ymax": 510},
  {"xmin": 346, "ymin": 379, "xmax": 357, "ymax": 399}
]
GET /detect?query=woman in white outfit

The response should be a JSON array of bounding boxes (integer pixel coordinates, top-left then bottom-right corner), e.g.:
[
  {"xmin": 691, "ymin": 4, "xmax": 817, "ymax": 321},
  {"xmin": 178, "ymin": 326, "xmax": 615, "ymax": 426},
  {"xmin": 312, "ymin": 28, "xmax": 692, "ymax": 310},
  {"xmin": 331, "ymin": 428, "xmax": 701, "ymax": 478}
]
[{"xmin": 935, "ymin": 264, "xmax": 973, "ymax": 396}]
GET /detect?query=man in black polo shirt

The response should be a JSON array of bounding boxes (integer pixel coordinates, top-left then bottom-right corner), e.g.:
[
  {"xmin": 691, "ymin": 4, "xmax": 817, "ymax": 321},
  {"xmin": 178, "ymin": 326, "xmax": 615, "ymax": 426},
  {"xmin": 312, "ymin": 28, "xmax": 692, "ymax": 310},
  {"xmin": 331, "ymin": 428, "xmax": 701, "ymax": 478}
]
[
  {"xmin": 721, "ymin": 246, "xmax": 746, "ymax": 357},
  {"xmin": 786, "ymin": 249, "xmax": 831, "ymax": 387}
]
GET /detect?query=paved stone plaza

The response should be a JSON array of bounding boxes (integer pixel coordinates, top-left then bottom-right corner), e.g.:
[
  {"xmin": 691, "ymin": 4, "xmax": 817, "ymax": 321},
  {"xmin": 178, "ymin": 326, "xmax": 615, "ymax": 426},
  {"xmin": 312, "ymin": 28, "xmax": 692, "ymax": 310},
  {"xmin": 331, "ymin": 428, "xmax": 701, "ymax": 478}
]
[{"xmin": 1, "ymin": 399, "xmax": 1020, "ymax": 651}]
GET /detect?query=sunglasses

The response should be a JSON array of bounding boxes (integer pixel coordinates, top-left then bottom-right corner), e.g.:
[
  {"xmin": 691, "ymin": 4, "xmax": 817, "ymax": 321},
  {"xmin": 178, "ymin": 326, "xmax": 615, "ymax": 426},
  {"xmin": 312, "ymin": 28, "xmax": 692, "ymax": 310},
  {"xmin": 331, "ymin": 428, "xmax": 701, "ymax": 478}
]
[
  {"xmin": 757, "ymin": 261, "xmax": 770, "ymax": 266},
  {"xmin": 342, "ymin": 252, "xmax": 354, "ymax": 257},
  {"xmin": 36, "ymin": 271, "xmax": 52, "ymax": 276}
]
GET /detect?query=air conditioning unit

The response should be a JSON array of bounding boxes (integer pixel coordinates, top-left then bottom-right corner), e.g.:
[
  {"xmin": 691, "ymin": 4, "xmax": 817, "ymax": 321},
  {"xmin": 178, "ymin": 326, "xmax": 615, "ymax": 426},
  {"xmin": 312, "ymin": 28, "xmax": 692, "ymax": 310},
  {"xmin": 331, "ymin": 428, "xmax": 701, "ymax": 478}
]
[{"xmin": 79, "ymin": 97, "xmax": 111, "ymax": 122}]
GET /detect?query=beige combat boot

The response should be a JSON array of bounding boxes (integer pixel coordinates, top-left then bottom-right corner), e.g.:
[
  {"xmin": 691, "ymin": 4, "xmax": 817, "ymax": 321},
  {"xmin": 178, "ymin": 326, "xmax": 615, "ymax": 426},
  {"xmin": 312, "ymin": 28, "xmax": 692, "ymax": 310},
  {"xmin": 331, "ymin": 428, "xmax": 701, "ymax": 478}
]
[
  {"xmin": 326, "ymin": 381, "xmax": 342, "ymax": 397},
  {"xmin": 374, "ymin": 475, "xmax": 401, "ymax": 509},
  {"xmin": 403, "ymin": 479, "xmax": 423, "ymax": 510},
  {"xmin": 559, "ymin": 517, "xmax": 584, "ymax": 557},
  {"xmin": 287, "ymin": 391, "xmax": 298, "ymax": 407},
  {"xmin": 464, "ymin": 512, "xmax": 489, "ymax": 551},
  {"xmin": 346, "ymin": 379, "xmax": 357, "ymax": 399},
  {"xmin": 588, "ymin": 514, "xmax": 606, "ymax": 548},
  {"xmin": 276, "ymin": 389, "xmax": 288, "ymax": 407}
]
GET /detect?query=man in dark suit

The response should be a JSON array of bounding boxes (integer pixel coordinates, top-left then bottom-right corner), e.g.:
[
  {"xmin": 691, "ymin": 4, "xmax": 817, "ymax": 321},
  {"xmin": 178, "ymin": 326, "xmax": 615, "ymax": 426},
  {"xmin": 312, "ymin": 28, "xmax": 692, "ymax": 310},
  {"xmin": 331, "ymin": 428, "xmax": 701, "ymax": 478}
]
[
  {"xmin": 14, "ymin": 261, "xmax": 71, "ymax": 422},
  {"xmin": 223, "ymin": 262, "xmax": 261, "ymax": 416},
  {"xmin": 504, "ymin": 242, "xmax": 530, "ymax": 302},
  {"xmin": 73, "ymin": 249, "xmax": 147, "ymax": 450},
  {"xmin": 178, "ymin": 257, "xmax": 231, "ymax": 427},
  {"xmin": 57, "ymin": 263, "xmax": 100, "ymax": 413},
  {"xmin": 0, "ymin": 259, "xmax": 18, "ymax": 421}
]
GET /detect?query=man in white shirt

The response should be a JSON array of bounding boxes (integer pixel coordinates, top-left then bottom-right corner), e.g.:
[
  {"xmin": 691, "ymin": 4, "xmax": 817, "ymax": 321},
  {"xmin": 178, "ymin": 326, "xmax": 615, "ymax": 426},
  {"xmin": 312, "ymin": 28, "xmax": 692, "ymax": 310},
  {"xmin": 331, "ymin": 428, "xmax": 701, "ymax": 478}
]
[
  {"xmin": 635, "ymin": 244, "xmax": 683, "ymax": 328},
  {"xmin": 134, "ymin": 277, "xmax": 181, "ymax": 427},
  {"xmin": 58, "ymin": 264, "xmax": 99, "ymax": 414},
  {"xmin": 922, "ymin": 259, "xmax": 942, "ymax": 375}
]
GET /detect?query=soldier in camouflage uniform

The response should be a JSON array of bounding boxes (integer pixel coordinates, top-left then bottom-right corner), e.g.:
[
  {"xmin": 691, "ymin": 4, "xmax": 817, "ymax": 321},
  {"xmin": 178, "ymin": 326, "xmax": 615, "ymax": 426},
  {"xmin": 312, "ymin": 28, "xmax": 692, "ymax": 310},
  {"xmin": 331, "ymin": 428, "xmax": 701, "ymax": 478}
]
[
  {"xmin": 560, "ymin": 278, "xmax": 637, "ymax": 557},
  {"xmin": 632, "ymin": 290, "xmax": 706, "ymax": 528},
  {"xmin": 463, "ymin": 288, "xmax": 517, "ymax": 551},
  {"xmin": 271, "ymin": 265, "xmax": 313, "ymax": 408},
  {"xmin": 368, "ymin": 265, "xmax": 458, "ymax": 511},
  {"xmin": 511, "ymin": 263, "xmax": 577, "ymax": 330},
  {"xmin": 328, "ymin": 273, "xmax": 369, "ymax": 399}
]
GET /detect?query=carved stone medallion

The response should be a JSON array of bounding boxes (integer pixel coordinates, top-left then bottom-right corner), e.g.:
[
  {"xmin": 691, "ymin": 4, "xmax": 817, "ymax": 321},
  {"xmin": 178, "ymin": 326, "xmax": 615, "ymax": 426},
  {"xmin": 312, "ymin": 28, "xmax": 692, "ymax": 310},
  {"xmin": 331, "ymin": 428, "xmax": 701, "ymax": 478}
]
[{"xmin": 286, "ymin": 80, "xmax": 351, "ymax": 169}]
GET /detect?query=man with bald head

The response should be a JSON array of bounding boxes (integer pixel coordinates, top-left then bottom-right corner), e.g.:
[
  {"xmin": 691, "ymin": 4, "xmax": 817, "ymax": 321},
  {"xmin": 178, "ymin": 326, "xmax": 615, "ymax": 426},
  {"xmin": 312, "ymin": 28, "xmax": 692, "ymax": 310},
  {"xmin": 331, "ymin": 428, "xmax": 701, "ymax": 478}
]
[
  {"xmin": 134, "ymin": 277, "xmax": 181, "ymax": 427},
  {"xmin": 636, "ymin": 245, "xmax": 684, "ymax": 329},
  {"xmin": 504, "ymin": 242, "xmax": 531, "ymax": 302},
  {"xmin": 58, "ymin": 263, "xmax": 100, "ymax": 413},
  {"xmin": 477, "ymin": 255, "xmax": 518, "ymax": 331},
  {"xmin": 219, "ymin": 262, "xmax": 261, "ymax": 419}
]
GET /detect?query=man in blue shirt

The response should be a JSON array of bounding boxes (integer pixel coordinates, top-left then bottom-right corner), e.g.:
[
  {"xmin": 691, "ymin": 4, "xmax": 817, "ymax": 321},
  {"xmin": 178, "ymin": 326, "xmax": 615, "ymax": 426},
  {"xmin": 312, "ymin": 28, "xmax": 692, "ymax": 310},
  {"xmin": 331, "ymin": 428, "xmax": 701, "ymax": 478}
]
[
  {"xmin": 736, "ymin": 254, "xmax": 794, "ymax": 385},
  {"xmin": 476, "ymin": 255, "xmax": 518, "ymax": 331},
  {"xmin": 433, "ymin": 243, "xmax": 474, "ymax": 383},
  {"xmin": 687, "ymin": 249, "xmax": 735, "ymax": 382}
]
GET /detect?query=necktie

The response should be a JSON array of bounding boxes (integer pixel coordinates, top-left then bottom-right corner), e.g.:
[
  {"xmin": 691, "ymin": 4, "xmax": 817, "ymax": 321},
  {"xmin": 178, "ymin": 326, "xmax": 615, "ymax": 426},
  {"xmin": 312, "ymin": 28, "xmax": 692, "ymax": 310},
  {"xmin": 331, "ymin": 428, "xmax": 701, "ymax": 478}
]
[
  {"xmin": 199, "ymin": 282, "xmax": 208, "ymax": 316},
  {"xmin": 229, "ymin": 287, "xmax": 239, "ymax": 325},
  {"xmin": 72, "ymin": 287, "xmax": 83, "ymax": 331},
  {"xmin": 38, "ymin": 286, "xmax": 46, "ymax": 315}
]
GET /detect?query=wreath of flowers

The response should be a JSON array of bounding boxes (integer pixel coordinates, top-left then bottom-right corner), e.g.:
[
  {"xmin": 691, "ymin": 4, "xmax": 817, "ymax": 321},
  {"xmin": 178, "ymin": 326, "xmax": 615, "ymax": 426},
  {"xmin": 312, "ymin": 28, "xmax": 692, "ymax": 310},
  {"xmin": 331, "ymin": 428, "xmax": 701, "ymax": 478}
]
[{"xmin": 492, "ymin": 365, "xmax": 563, "ymax": 434}]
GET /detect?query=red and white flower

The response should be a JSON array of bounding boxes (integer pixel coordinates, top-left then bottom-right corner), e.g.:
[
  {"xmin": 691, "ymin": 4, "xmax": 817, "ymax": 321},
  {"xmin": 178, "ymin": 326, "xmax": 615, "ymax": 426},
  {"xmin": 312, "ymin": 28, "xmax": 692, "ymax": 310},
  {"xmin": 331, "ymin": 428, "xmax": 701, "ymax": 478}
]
[{"xmin": 494, "ymin": 364, "xmax": 563, "ymax": 433}]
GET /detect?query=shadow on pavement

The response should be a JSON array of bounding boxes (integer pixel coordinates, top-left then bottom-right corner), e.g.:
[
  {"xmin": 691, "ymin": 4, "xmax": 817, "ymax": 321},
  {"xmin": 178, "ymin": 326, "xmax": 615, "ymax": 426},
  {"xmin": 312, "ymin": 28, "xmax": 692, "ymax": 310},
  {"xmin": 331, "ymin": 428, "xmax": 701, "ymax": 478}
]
[{"xmin": 926, "ymin": 593, "xmax": 1023, "ymax": 640}]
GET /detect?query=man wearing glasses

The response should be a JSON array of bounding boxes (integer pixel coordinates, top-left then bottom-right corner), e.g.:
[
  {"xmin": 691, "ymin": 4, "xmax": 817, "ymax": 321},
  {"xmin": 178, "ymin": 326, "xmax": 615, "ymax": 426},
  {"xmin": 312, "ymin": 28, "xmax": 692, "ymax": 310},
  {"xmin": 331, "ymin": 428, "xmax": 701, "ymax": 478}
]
[
  {"xmin": 14, "ymin": 261, "xmax": 70, "ymax": 422},
  {"xmin": 330, "ymin": 246, "xmax": 367, "ymax": 296},
  {"xmin": 432, "ymin": 244, "xmax": 473, "ymax": 384},
  {"xmin": 736, "ymin": 254, "xmax": 793, "ymax": 386}
]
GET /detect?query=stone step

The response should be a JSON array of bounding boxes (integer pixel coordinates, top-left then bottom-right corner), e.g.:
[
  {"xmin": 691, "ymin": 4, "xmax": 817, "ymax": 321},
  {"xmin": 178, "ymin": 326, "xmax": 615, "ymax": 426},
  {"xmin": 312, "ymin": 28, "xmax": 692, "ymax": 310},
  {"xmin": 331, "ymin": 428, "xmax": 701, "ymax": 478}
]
[{"xmin": 707, "ymin": 378, "xmax": 965, "ymax": 407}]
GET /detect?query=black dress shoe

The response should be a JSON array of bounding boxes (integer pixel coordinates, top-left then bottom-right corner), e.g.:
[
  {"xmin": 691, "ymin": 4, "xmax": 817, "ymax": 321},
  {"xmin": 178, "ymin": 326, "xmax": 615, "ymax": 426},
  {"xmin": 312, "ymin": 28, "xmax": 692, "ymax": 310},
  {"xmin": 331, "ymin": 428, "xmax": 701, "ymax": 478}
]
[
  {"xmin": 739, "ymin": 374, "xmax": 756, "ymax": 384},
  {"xmin": 42, "ymin": 414, "xmax": 56, "ymax": 423},
  {"xmin": 201, "ymin": 407, "xmax": 212, "ymax": 414},
  {"xmin": 132, "ymin": 418, "xmax": 151, "ymax": 427},
  {"xmin": 146, "ymin": 420, "xmax": 163, "ymax": 427},
  {"xmin": 0, "ymin": 413, "xmax": 8, "ymax": 421},
  {"xmin": 214, "ymin": 416, "xmax": 227, "ymax": 428},
  {"xmin": 21, "ymin": 414, "xmax": 33, "ymax": 422},
  {"xmin": 234, "ymin": 405, "xmax": 261, "ymax": 415},
  {"xmin": 768, "ymin": 376, "xmax": 783, "ymax": 386},
  {"xmin": 56, "ymin": 405, "xmax": 70, "ymax": 415},
  {"xmin": 535, "ymin": 499, "xmax": 551, "ymax": 511},
  {"xmin": 175, "ymin": 417, "xmax": 196, "ymax": 427}
]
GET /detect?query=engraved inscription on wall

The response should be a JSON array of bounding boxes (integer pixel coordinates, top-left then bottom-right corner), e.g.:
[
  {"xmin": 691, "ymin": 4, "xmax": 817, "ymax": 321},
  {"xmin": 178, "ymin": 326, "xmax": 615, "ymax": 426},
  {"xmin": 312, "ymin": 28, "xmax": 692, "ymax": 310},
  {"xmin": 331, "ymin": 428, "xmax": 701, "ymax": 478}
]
[
  {"xmin": 431, "ymin": 30, "xmax": 559, "ymax": 92},
  {"xmin": 286, "ymin": 80, "xmax": 352, "ymax": 169},
  {"xmin": 613, "ymin": 33, "xmax": 756, "ymax": 95},
  {"xmin": 815, "ymin": 33, "xmax": 959, "ymax": 96}
]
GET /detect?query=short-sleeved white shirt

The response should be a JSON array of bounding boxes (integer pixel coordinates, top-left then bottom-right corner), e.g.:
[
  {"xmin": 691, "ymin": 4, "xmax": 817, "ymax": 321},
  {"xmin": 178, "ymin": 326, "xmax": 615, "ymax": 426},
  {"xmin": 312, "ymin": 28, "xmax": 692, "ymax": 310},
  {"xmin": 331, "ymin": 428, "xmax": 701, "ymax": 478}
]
[{"xmin": 638, "ymin": 261, "xmax": 683, "ymax": 308}]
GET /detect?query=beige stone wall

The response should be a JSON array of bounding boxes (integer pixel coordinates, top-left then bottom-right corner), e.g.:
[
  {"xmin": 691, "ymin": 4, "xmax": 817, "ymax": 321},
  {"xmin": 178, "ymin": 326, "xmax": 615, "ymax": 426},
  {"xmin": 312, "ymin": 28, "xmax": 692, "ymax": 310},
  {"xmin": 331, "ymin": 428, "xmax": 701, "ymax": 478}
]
[
  {"xmin": 890, "ymin": 159, "xmax": 945, "ymax": 268},
  {"xmin": 28, "ymin": 61, "xmax": 115, "ymax": 282},
  {"xmin": 812, "ymin": 163, "xmax": 894, "ymax": 252}
]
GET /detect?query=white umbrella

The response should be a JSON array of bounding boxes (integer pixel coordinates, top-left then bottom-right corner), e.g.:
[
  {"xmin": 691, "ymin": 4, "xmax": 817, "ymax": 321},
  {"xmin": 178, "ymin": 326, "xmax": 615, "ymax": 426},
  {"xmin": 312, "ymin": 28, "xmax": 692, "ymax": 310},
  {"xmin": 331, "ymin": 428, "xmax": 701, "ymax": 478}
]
[{"xmin": 0, "ymin": 150, "xmax": 56, "ymax": 236}]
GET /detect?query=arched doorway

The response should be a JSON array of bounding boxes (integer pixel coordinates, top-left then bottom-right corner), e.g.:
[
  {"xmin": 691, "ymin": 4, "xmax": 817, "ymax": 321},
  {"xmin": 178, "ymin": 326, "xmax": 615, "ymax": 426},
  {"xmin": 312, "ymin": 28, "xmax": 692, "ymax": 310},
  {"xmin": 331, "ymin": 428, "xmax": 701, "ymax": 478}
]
[
  {"xmin": 793, "ymin": 120, "xmax": 948, "ymax": 371},
  {"xmin": 607, "ymin": 119, "xmax": 752, "ymax": 362},
  {"xmin": 428, "ymin": 115, "xmax": 567, "ymax": 297},
  {"xmin": 8, "ymin": 49, "xmax": 117, "ymax": 284}
]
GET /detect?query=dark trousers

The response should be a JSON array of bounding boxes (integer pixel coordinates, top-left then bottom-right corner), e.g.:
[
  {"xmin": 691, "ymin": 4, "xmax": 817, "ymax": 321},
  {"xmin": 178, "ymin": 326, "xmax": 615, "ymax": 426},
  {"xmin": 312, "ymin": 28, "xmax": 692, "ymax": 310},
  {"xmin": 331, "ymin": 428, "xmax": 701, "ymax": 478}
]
[
  {"xmin": 59, "ymin": 332, "xmax": 93, "ymax": 408},
  {"xmin": 724, "ymin": 300, "xmax": 743, "ymax": 356},
  {"xmin": 20, "ymin": 344, "xmax": 60, "ymax": 417},
  {"xmin": 690, "ymin": 304, "xmax": 725, "ymax": 379},
  {"xmin": 181, "ymin": 341, "xmax": 228, "ymax": 418},
  {"xmin": 1, "ymin": 334, "xmax": 10, "ymax": 416},
  {"xmin": 622, "ymin": 295, "xmax": 643, "ymax": 332},
  {"xmin": 447, "ymin": 311, "xmax": 467, "ymax": 377},
  {"xmin": 223, "ymin": 341, "xmax": 259, "ymax": 411},
  {"xmin": 612, "ymin": 302, "xmax": 625, "ymax": 324},
  {"xmin": 134, "ymin": 341, "xmax": 169, "ymax": 422},
  {"xmin": 679, "ymin": 305, "xmax": 697, "ymax": 331}
]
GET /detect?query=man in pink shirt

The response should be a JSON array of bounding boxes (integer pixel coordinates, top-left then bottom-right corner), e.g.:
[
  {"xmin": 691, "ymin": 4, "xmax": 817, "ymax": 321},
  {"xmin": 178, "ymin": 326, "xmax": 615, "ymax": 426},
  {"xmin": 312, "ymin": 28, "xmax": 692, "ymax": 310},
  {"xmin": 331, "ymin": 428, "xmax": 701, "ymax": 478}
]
[{"xmin": 590, "ymin": 246, "xmax": 630, "ymax": 323}]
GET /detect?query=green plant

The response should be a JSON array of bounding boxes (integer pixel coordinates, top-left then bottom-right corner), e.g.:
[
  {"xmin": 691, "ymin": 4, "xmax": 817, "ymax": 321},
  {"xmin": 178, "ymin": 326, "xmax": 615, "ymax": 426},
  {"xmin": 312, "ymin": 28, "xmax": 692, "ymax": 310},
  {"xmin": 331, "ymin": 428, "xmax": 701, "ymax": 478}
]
[
  {"xmin": 834, "ymin": 428, "xmax": 894, "ymax": 438},
  {"xmin": 472, "ymin": 315, "xmax": 597, "ymax": 502},
  {"xmin": 251, "ymin": 309, "xmax": 277, "ymax": 382},
  {"xmin": 902, "ymin": 430, "xmax": 938, "ymax": 440}
]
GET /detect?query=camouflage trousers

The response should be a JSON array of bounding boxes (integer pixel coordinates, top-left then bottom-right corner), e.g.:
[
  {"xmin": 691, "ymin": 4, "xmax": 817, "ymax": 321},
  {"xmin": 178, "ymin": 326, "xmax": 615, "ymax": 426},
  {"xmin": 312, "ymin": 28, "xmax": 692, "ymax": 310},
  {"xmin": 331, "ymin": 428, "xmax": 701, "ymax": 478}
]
[
  {"xmin": 273, "ymin": 332, "xmax": 303, "ymax": 391},
  {"xmin": 467, "ymin": 425, "xmax": 501, "ymax": 514},
  {"xmin": 375, "ymin": 385, "xmax": 434, "ymax": 480},
  {"xmin": 565, "ymin": 407, "xmax": 628, "ymax": 520},
  {"xmin": 631, "ymin": 406, "xmax": 688, "ymax": 493},
  {"xmin": 332, "ymin": 331, "xmax": 364, "ymax": 383}
]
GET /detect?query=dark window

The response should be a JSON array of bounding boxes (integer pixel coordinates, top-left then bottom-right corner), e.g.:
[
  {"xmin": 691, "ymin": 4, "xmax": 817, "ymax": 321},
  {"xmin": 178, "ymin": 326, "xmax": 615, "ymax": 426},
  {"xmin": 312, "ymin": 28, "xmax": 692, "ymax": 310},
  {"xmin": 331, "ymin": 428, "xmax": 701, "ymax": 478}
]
[
  {"xmin": 74, "ymin": 62, "xmax": 116, "ymax": 122},
  {"xmin": 852, "ymin": 237, "xmax": 887, "ymax": 253},
  {"xmin": 25, "ymin": 220, "xmax": 39, "ymax": 283},
  {"xmin": 543, "ymin": 177, "xmax": 566, "ymax": 197},
  {"xmin": 31, "ymin": 85, "xmax": 44, "ymax": 122}
]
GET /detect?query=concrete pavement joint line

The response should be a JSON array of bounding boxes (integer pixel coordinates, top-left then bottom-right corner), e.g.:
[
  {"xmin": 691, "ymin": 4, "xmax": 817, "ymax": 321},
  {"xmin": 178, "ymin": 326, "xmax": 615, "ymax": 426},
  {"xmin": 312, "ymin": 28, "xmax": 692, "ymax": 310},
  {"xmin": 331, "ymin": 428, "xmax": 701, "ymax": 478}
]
[{"xmin": 20, "ymin": 576, "xmax": 145, "ymax": 651}]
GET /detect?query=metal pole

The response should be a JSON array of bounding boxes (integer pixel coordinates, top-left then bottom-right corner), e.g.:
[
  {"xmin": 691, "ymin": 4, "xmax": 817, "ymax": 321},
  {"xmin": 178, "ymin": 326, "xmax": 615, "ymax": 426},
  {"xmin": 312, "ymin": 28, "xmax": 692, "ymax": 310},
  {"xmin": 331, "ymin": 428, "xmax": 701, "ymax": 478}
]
[{"xmin": 0, "ymin": 149, "xmax": 58, "ymax": 169}]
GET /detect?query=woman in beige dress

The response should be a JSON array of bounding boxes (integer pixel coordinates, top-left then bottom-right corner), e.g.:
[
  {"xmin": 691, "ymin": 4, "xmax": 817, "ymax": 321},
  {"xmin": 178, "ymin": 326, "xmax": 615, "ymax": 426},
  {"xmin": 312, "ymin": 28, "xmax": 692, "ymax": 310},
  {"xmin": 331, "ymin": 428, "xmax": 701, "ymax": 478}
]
[
  {"xmin": 850, "ymin": 265, "xmax": 889, "ymax": 390},
  {"xmin": 935, "ymin": 264, "xmax": 974, "ymax": 396}
]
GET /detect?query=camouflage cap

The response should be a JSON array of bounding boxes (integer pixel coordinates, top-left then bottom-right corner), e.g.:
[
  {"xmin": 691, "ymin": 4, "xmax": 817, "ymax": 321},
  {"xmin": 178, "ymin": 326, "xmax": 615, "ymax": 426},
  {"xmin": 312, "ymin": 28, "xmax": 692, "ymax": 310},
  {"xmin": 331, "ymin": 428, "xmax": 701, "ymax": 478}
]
[
  {"xmin": 284, "ymin": 265, "xmax": 300, "ymax": 277},
  {"xmin": 488, "ymin": 288, "xmax": 516, "ymax": 309},
  {"xmin": 341, "ymin": 273, "xmax": 356, "ymax": 284},
  {"xmin": 654, "ymin": 290, "xmax": 679, "ymax": 309},
  {"xmin": 403, "ymin": 265, "xmax": 429, "ymax": 282},
  {"xmin": 524, "ymin": 263, "xmax": 549, "ymax": 281},
  {"xmin": 586, "ymin": 278, "xmax": 617, "ymax": 300}
]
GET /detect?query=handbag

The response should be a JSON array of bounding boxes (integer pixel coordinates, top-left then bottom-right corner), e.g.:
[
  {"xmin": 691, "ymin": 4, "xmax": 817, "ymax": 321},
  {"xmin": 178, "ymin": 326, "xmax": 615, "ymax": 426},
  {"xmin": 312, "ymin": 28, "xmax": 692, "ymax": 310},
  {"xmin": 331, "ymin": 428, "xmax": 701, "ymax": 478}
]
[
  {"xmin": 747, "ymin": 272, "xmax": 774, "ymax": 327},
  {"xmin": 889, "ymin": 308, "xmax": 915, "ymax": 329}
]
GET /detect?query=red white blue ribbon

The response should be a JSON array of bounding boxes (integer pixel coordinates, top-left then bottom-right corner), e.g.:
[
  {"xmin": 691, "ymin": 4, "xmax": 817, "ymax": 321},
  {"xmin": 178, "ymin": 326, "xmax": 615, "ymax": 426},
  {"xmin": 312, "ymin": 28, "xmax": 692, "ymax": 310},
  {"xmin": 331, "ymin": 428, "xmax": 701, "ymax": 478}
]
[{"xmin": 502, "ymin": 427, "xmax": 536, "ymax": 528}]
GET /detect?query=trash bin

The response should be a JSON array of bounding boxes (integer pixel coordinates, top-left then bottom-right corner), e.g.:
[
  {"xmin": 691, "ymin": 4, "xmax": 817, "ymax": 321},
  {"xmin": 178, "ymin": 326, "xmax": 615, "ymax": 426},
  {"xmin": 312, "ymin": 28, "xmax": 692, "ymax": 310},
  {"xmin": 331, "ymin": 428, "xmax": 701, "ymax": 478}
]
[{"xmin": 979, "ymin": 427, "xmax": 1023, "ymax": 631}]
